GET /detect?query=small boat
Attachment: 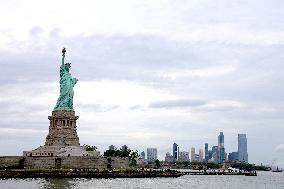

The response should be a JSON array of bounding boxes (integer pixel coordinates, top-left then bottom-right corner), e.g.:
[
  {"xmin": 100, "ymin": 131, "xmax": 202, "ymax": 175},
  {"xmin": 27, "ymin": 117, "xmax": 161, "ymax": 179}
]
[{"xmin": 272, "ymin": 167, "xmax": 282, "ymax": 172}]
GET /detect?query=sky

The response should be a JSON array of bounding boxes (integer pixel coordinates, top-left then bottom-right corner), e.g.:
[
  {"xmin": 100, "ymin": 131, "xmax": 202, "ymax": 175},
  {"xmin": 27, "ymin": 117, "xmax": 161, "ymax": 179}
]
[{"xmin": 0, "ymin": 0, "xmax": 284, "ymax": 166}]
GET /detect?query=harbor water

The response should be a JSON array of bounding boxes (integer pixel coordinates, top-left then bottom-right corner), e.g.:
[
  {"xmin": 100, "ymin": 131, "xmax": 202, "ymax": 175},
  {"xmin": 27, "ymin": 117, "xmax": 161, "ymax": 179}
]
[{"xmin": 0, "ymin": 171, "xmax": 283, "ymax": 189}]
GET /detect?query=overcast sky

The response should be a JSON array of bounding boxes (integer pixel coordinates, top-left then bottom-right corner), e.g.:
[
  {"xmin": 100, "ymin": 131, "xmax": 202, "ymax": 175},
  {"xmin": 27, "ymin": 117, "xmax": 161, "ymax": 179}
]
[{"xmin": 0, "ymin": 0, "xmax": 284, "ymax": 166}]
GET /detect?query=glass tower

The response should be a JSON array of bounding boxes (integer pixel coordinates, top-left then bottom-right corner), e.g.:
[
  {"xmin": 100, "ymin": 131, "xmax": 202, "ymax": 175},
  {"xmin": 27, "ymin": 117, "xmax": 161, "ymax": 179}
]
[
  {"xmin": 205, "ymin": 143, "xmax": 209, "ymax": 161},
  {"xmin": 238, "ymin": 134, "xmax": 248, "ymax": 163},
  {"xmin": 173, "ymin": 143, "xmax": 179, "ymax": 161},
  {"xmin": 218, "ymin": 132, "xmax": 225, "ymax": 163}
]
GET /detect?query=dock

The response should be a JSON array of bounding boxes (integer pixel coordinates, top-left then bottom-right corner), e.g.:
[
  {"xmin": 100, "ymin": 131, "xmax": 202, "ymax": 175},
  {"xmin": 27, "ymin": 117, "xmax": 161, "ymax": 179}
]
[{"xmin": 180, "ymin": 170, "xmax": 257, "ymax": 176}]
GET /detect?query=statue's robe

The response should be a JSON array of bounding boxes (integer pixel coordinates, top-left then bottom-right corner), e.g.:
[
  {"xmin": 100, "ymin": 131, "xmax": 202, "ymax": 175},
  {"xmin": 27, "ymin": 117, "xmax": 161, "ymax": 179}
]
[{"xmin": 54, "ymin": 64, "xmax": 77, "ymax": 112}]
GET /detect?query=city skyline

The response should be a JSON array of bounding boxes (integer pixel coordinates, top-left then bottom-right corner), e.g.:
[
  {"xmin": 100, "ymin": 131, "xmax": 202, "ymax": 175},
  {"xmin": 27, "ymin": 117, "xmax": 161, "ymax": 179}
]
[
  {"xmin": 161, "ymin": 132, "xmax": 247, "ymax": 163},
  {"xmin": 0, "ymin": 0, "xmax": 284, "ymax": 167}
]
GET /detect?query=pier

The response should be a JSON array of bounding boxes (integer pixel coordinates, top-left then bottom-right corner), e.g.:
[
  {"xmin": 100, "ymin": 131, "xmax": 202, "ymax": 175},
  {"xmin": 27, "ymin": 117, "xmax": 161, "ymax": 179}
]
[{"xmin": 180, "ymin": 170, "xmax": 257, "ymax": 176}]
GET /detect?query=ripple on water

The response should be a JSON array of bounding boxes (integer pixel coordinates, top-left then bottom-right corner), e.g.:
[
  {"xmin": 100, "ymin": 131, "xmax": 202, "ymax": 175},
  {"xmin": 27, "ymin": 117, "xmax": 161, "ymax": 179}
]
[{"xmin": 0, "ymin": 171, "xmax": 283, "ymax": 189}]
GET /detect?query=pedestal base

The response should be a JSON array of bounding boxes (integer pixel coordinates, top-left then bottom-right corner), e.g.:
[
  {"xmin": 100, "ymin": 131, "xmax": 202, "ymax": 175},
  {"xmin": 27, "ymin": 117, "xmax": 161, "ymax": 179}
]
[{"xmin": 45, "ymin": 111, "xmax": 80, "ymax": 146}]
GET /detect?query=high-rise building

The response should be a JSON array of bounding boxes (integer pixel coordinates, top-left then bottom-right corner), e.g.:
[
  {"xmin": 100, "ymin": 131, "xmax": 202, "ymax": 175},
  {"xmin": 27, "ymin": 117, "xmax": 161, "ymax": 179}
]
[
  {"xmin": 173, "ymin": 143, "xmax": 179, "ymax": 161},
  {"xmin": 191, "ymin": 147, "xmax": 195, "ymax": 162},
  {"xmin": 179, "ymin": 151, "xmax": 189, "ymax": 161},
  {"xmin": 211, "ymin": 146, "xmax": 218, "ymax": 163},
  {"xmin": 218, "ymin": 132, "xmax": 224, "ymax": 147},
  {"xmin": 228, "ymin": 152, "xmax": 238, "ymax": 161},
  {"xmin": 208, "ymin": 150, "xmax": 213, "ymax": 160},
  {"xmin": 165, "ymin": 152, "xmax": 174, "ymax": 162},
  {"xmin": 218, "ymin": 132, "xmax": 226, "ymax": 163},
  {"xmin": 147, "ymin": 148, "xmax": 157, "ymax": 163},
  {"xmin": 205, "ymin": 143, "xmax": 209, "ymax": 161},
  {"xmin": 199, "ymin": 149, "xmax": 203, "ymax": 162},
  {"xmin": 219, "ymin": 146, "xmax": 226, "ymax": 163},
  {"xmin": 238, "ymin": 134, "xmax": 248, "ymax": 163}
]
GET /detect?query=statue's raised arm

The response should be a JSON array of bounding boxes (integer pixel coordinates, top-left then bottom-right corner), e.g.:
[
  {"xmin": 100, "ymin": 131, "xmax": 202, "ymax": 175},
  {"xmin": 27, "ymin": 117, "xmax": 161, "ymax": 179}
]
[
  {"xmin": 62, "ymin": 47, "xmax": 66, "ymax": 65},
  {"xmin": 54, "ymin": 48, "xmax": 78, "ymax": 112}
]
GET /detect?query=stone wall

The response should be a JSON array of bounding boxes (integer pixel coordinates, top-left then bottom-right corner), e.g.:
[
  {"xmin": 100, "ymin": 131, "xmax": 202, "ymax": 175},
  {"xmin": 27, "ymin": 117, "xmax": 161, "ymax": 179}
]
[
  {"xmin": 0, "ymin": 156, "xmax": 23, "ymax": 169},
  {"xmin": 0, "ymin": 156, "xmax": 129, "ymax": 170},
  {"xmin": 24, "ymin": 157, "xmax": 56, "ymax": 169},
  {"xmin": 60, "ymin": 156, "xmax": 108, "ymax": 169},
  {"xmin": 110, "ymin": 157, "xmax": 129, "ymax": 169}
]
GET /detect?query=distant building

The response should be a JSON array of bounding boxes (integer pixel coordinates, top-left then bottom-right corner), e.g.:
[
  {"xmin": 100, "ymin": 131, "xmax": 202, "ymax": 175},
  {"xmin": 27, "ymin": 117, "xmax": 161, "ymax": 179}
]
[
  {"xmin": 140, "ymin": 151, "xmax": 145, "ymax": 160},
  {"xmin": 205, "ymin": 143, "xmax": 209, "ymax": 161},
  {"xmin": 195, "ymin": 154, "xmax": 199, "ymax": 160},
  {"xmin": 109, "ymin": 145, "xmax": 117, "ymax": 151},
  {"xmin": 121, "ymin": 145, "xmax": 128, "ymax": 151},
  {"xmin": 137, "ymin": 151, "xmax": 146, "ymax": 165},
  {"xmin": 211, "ymin": 146, "xmax": 218, "ymax": 163},
  {"xmin": 199, "ymin": 149, "xmax": 203, "ymax": 162},
  {"xmin": 218, "ymin": 132, "xmax": 224, "ymax": 147},
  {"xmin": 238, "ymin": 134, "xmax": 248, "ymax": 163},
  {"xmin": 179, "ymin": 151, "xmax": 189, "ymax": 161},
  {"xmin": 228, "ymin": 152, "xmax": 238, "ymax": 161},
  {"xmin": 218, "ymin": 132, "xmax": 226, "ymax": 163},
  {"xmin": 219, "ymin": 147, "xmax": 226, "ymax": 163},
  {"xmin": 147, "ymin": 148, "xmax": 157, "ymax": 163},
  {"xmin": 191, "ymin": 147, "xmax": 195, "ymax": 162},
  {"xmin": 173, "ymin": 143, "xmax": 179, "ymax": 161},
  {"xmin": 165, "ymin": 152, "xmax": 174, "ymax": 162},
  {"xmin": 208, "ymin": 150, "xmax": 213, "ymax": 161}
]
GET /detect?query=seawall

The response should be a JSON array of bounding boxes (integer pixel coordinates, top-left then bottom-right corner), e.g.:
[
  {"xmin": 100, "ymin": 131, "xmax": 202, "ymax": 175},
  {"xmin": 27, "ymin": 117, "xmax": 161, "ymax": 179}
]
[{"xmin": 0, "ymin": 156, "xmax": 129, "ymax": 170}]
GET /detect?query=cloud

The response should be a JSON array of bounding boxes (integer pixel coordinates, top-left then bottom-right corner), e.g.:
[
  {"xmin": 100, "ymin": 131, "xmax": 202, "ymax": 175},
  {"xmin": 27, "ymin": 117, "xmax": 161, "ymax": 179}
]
[
  {"xmin": 149, "ymin": 99, "xmax": 207, "ymax": 108},
  {"xmin": 158, "ymin": 65, "xmax": 237, "ymax": 80},
  {"xmin": 275, "ymin": 144, "xmax": 284, "ymax": 153},
  {"xmin": 77, "ymin": 103, "xmax": 119, "ymax": 112}
]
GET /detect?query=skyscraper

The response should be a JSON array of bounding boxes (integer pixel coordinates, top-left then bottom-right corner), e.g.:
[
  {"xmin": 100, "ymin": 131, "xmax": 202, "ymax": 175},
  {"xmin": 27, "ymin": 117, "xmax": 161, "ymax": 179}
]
[
  {"xmin": 147, "ymin": 148, "xmax": 157, "ymax": 163},
  {"xmin": 218, "ymin": 132, "xmax": 224, "ymax": 147},
  {"xmin": 191, "ymin": 147, "xmax": 195, "ymax": 162},
  {"xmin": 205, "ymin": 143, "xmax": 209, "ymax": 161},
  {"xmin": 218, "ymin": 132, "xmax": 226, "ymax": 163},
  {"xmin": 173, "ymin": 143, "xmax": 179, "ymax": 161},
  {"xmin": 238, "ymin": 134, "xmax": 248, "ymax": 163}
]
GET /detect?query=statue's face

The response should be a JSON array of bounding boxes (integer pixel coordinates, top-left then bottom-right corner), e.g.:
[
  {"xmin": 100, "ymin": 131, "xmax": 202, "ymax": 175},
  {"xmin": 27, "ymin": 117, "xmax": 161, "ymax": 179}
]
[{"xmin": 65, "ymin": 64, "xmax": 71, "ymax": 71}]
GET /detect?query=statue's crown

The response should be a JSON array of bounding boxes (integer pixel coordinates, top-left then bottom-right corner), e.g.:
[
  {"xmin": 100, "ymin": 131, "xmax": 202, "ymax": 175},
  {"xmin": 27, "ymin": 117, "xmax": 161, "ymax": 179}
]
[{"xmin": 65, "ymin": 62, "xmax": 71, "ymax": 68}]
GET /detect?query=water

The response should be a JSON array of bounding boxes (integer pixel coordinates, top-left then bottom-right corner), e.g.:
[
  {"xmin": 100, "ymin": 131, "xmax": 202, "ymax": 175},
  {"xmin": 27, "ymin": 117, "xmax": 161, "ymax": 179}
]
[{"xmin": 0, "ymin": 171, "xmax": 283, "ymax": 189}]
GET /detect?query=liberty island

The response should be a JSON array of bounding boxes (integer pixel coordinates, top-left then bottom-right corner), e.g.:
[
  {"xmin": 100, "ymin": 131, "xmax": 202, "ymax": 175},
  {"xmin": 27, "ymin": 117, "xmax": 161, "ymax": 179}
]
[
  {"xmin": 0, "ymin": 48, "xmax": 181, "ymax": 178},
  {"xmin": 0, "ymin": 48, "xmax": 130, "ymax": 171}
]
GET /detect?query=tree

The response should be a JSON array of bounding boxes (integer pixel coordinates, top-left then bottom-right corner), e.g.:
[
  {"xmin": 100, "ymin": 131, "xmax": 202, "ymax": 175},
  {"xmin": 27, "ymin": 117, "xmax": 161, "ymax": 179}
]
[
  {"xmin": 129, "ymin": 150, "xmax": 139, "ymax": 167},
  {"xmin": 155, "ymin": 159, "xmax": 160, "ymax": 168},
  {"xmin": 85, "ymin": 145, "xmax": 97, "ymax": 151},
  {"xmin": 103, "ymin": 147, "xmax": 139, "ymax": 167}
]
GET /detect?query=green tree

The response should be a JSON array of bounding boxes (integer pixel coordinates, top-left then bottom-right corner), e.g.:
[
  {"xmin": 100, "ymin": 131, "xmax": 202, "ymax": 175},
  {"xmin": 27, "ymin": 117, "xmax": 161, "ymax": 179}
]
[
  {"xmin": 129, "ymin": 150, "xmax": 139, "ymax": 167},
  {"xmin": 85, "ymin": 145, "xmax": 97, "ymax": 151},
  {"xmin": 155, "ymin": 159, "xmax": 160, "ymax": 168},
  {"xmin": 103, "ymin": 147, "xmax": 139, "ymax": 167}
]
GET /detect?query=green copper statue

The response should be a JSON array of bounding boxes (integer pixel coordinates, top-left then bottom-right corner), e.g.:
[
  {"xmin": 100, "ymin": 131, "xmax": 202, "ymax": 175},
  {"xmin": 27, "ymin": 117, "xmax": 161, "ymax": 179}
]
[{"xmin": 54, "ymin": 48, "xmax": 78, "ymax": 112}]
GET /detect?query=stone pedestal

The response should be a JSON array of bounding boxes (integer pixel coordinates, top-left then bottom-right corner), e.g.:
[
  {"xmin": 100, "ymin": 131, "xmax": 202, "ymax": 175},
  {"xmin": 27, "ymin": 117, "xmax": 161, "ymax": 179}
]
[
  {"xmin": 45, "ymin": 111, "xmax": 80, "ymax": 146},
  {"xmin": 23, "ymin": 111, "xmax": 100, "ymax": 157}
]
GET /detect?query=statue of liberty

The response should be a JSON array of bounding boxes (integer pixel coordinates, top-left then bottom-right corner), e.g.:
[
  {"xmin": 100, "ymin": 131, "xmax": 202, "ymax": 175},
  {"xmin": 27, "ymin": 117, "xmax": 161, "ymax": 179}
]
[{"xmin": 54, "ymin": 48, "xmax": 78, "ymax": 112}]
